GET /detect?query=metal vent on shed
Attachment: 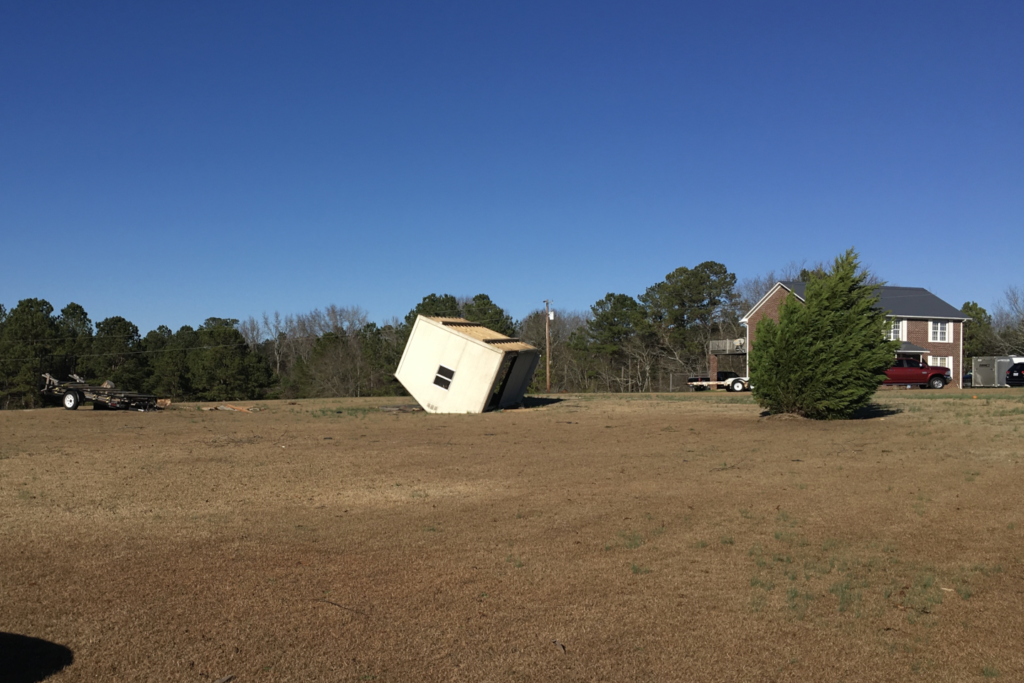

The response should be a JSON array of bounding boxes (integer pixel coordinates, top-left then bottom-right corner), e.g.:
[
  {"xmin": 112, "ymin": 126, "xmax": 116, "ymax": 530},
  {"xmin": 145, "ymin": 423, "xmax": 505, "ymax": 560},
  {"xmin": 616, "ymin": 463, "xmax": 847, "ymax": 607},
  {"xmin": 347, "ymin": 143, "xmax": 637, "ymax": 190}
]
[{"xmin": 433, "ymin": 365, "xmax": 455, "ymax": 390}]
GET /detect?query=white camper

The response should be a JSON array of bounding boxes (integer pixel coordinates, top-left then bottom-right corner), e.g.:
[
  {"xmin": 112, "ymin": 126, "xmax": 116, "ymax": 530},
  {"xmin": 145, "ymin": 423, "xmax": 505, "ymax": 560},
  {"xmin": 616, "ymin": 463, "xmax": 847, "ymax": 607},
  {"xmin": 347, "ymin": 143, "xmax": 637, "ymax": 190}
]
[{"xmin": 395, "ymin": 316, "xmax": 541, "ymax": 414}]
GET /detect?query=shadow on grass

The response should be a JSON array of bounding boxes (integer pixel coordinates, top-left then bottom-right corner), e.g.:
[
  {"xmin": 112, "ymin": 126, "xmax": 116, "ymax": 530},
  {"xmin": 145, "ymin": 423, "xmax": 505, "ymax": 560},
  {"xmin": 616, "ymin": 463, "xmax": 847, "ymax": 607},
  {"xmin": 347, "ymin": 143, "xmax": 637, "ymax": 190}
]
[
  {"xmin": 850, "ymin": 403, "xmax": 902, "ymax": 419},
  {"xmin": 520, "ymin": 396, "xmax": 565, "ymax": 409},
  {"xmin": 759, "ymin": 403, "xmax": 902, "ymax": 420},
  {"xmin": 0, "ymin": 632, "xmax": 74, "ymax": 683}
]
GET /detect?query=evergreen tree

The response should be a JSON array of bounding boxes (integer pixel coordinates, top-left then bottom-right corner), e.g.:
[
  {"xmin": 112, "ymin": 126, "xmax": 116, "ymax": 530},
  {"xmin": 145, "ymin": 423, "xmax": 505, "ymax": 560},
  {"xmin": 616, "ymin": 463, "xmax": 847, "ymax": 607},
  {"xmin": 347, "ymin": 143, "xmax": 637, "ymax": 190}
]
[
  {"xmin": 56, "ymin": 303, "xmax": 93, "ymax": 378},
  {"xmin": 89, "ymin": 316, "xmax": 147, "ymax": 389},
  {"xmin": 586, "ymin": 293, "xmax": 648, "ymax": 356},
  {"xmin": 148, "ymin": 326, "xmax": 198, "ymax": 399},
  {"xmin": 639, "ymin": 261, "xmax": 739, "ymax": 367},
  {"xmin": 961, "ymin": 302, "xmax": 998, "ymax": 359},
  {"xmin": 750, "ymin": 249, "xmax": 897, "ymax": 419},
  {"xmin": 0, "ymin": 299, "xmax": 59, "ymax": 408},
  {"xmin": 462, "ymin": 294, "xmax": 516, "ymax": 337},
  {"xmin": 358, "ymin": 322, "xmax": 404, "ymax": 395},
  {"xmin": 404, "ymin": 294, "xmax": 462, "ymax": 328},
  {"xmin": 188, "ymin": 318, "xmax": 271, "ymax": 401}
]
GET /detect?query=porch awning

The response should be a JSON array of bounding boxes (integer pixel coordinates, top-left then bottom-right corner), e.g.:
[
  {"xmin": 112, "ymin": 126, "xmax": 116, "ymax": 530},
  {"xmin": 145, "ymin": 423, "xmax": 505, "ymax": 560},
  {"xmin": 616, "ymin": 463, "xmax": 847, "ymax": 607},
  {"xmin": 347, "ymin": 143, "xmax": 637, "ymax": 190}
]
[{"xmin": 898, "ymin": 342, "xmax": 929, "ymax": 354}]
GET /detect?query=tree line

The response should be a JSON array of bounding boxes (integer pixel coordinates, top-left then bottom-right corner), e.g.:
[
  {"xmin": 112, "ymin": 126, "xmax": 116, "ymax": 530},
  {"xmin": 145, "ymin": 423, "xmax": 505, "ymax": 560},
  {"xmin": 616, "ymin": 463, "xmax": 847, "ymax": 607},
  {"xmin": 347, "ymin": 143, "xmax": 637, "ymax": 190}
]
[{"xmin": 2, "ymin": 263, "xmax": 1022, "ymax": 409}]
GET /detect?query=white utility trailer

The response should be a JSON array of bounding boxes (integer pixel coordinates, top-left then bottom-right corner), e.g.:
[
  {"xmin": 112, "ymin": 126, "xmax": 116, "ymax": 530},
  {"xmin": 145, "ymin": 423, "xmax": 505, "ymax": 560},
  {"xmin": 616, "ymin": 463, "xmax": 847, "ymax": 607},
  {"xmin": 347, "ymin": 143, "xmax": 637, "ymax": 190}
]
[
  {"xmin": 687, "ymin": 372, "xmax": 750, "ymax": 392},
  {"xmin": 971, "ymin": 356, "xmax": 1024, "ymax": 387}
]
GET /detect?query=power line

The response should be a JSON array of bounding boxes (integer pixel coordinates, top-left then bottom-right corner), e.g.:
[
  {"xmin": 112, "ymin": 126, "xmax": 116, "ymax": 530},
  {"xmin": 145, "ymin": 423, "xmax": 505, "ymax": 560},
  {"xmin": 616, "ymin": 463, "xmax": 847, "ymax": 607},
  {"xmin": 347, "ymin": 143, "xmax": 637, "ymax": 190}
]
[
  {"xmin": 2, "ymin": 312, "xmax": 524, "ymax": 344},
  {"xmin": 0, "ymin": 342, "xmax": 252, "ymax": 363}
]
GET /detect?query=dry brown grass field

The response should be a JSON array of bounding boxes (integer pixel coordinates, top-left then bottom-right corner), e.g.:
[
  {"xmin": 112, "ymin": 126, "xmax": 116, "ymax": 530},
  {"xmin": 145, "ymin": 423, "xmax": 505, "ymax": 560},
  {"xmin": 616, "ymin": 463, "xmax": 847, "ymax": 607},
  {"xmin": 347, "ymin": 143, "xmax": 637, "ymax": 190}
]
[{"xmin": 2, "ymin": 388, "xmax": 1024, "ymax": 682}]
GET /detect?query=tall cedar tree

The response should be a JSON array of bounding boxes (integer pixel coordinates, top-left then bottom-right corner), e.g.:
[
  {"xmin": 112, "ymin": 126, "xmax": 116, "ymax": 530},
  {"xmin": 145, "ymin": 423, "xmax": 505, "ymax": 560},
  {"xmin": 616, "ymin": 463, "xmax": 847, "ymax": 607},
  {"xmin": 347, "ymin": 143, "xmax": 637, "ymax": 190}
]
[{"xmin": 750, "ymin": 249, "xmax": 897, "ymax": 419}]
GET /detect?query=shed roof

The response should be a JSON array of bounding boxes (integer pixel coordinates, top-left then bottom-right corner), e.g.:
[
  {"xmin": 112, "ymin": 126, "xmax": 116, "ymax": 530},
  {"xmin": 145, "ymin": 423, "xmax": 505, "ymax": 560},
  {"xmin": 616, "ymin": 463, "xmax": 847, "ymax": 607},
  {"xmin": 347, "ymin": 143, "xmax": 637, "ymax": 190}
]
[
  {"xmin": 427, "ymin": 317, "xmax": 539, "ymax": 352},
  {"xmin": 774, "ymin": 282, "xmax": 968, "ymax": 320}
]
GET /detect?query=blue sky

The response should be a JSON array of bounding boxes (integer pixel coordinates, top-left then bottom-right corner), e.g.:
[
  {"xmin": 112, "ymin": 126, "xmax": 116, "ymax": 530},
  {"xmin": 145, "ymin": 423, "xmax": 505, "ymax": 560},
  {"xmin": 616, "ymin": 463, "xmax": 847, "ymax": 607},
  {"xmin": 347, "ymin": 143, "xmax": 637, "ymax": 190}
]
[{"xmin": 2, "ymin": 2, "xmax": 1021, "ymax": 333}]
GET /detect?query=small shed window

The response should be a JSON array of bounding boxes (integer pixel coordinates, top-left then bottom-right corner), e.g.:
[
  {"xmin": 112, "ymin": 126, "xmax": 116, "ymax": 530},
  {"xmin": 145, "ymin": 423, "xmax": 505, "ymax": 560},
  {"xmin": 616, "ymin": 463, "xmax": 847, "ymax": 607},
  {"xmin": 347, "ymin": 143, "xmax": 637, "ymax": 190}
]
[{"xmin": 433, "ymin": 365, "xmax": 455, "ymax": 390}]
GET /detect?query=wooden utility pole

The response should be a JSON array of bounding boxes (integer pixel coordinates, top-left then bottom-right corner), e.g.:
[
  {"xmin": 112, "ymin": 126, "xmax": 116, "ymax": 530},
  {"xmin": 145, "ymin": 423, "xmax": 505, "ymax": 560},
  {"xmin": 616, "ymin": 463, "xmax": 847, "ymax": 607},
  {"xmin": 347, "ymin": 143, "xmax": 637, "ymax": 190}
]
[{"xmin": 544, "ymin": 300, "xmax": 552, "ymax": 393}]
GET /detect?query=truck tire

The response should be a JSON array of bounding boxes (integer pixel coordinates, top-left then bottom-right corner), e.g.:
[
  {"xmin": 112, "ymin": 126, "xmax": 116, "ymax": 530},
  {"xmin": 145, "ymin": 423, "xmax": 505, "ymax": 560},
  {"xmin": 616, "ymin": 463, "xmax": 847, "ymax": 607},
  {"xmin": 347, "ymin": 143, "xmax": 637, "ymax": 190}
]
[
  {"xmin": 63, "ymin": 391, "xmax": 80, "ymax": 410},
  {"xmin": 928, "ymin": 375, "xmax": 945, "ymax": 390},
  {"xmin": 731, "ymin": 380, "xmax": 745, "ymax": 392}
]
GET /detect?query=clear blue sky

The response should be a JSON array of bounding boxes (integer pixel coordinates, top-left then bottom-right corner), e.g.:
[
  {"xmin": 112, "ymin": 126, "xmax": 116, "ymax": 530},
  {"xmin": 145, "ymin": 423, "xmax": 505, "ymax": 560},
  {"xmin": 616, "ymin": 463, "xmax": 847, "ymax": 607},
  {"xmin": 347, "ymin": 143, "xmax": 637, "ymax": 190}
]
[{"xmin": 2, "ymin": 1, "xmax": 1021, "ymax": 333}]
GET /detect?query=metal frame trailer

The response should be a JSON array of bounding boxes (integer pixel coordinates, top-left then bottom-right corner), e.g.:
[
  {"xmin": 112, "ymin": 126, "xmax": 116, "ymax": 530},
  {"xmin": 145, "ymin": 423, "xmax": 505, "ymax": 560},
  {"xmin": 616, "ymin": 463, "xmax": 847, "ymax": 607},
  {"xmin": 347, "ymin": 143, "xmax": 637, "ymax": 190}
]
[
  {"xmin": 41, "ymin": 374, "xmax": 159, "ymax": 411},
  {"xmin": 687, "ymin": 376, "xmax": 750, "ymax": 392}
]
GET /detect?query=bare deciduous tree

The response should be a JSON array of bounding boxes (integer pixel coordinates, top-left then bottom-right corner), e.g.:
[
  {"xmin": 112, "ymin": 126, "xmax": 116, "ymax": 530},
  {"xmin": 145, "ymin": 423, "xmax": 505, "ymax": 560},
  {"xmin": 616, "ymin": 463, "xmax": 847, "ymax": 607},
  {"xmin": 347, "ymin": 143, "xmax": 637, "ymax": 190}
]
[{"xmin": 994, "ymin": 286, "xmax": 1024, "ymax": 354}]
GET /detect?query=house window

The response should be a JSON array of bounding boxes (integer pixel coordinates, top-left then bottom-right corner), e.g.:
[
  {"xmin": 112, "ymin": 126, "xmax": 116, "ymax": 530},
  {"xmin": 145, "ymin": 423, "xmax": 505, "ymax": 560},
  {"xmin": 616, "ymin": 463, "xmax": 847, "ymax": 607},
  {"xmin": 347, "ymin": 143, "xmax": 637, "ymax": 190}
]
[
  {"xmin": 433, "ymin": 365, "xmax": 455, "ymax": 390},
  {"xmin": 930, "ymin": 321, "xmax": 948, "ymax": 343},
  {"xmin": 885, "ymin": 318, "xmax": 902, "ymax": 341},
  {"xmin": 929, "ymin": 356, "xmax": 951, "ymax": 369}
]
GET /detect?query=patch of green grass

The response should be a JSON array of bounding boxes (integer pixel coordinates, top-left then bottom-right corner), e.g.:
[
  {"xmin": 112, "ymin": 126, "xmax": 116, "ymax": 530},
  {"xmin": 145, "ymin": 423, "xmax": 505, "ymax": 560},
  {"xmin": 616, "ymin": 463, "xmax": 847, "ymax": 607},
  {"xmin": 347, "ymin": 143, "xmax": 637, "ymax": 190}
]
[
  {"xmin": 750, "ymin": 576, "xmax": 775, "ymax": 591},
  {"xmin": 821, "ymin": 538, "xmax": 841, "ymax": 552},
  {"xmin": 630, "ymin": 563, "xmax": 651, "ymax": 575},
  {"xmin": 720, "ymin": 536, "xmax": 734, "ymax": 545},
  {"xmin": 776, "ymin": 510, "xmax": 794, "ymax": 525},
  {"xmin": 773, "ymin": 530, "xmax": 795, "ymax": 543},
  {"xmin": 786, "ymin": 588, "xmax": 814, "ymax": 619},
  {"xmin": 410, "ymin": 489, "xmax": 428, "ymax": 498},
  {"xmin": 903, "ymin": 573, "xmax": 943, "ymax": 614},
  {"xmin": 692, "ymin": 540, "xmax": 708, "ymax": 549},
  {"xmin": 619, "ymin": 530, "xmax": 645, "ymax": 549},
  {"xmin": 982, "ymin": 666, "xmax": 1000, "ymax": 678},
  {"xmin": 311, "ymin": 406, "xmax": 372, "ymax": 419},
  {"xmin": 739, "ymin": 508, "xmax": 751, "ymax": 519},
  {"xmin": 829, "ymin": 581, "xmax": 862, "ymax": 613},
  {"xmin": 965, "ymin": 471, "xmax": 980, "ymax": 482},
  {"xmin": 505, "ymin": 554, "xmax": 525, "ymax": 568}
]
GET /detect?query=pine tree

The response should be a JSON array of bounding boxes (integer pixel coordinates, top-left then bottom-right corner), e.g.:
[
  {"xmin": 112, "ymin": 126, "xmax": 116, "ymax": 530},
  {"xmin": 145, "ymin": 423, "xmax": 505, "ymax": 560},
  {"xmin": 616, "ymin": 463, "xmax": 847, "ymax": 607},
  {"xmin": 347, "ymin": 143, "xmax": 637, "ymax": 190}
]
[{"xmin": 750, "ymin": 249, "xmax": 897, "ymax": 419}]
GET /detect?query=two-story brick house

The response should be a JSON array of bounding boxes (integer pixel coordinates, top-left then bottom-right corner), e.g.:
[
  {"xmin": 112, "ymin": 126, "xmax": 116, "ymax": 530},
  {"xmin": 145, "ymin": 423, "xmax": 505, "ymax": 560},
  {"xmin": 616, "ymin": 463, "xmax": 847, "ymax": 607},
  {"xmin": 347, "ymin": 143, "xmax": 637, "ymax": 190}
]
[{"xmin": 736, "ymin": 281, "xmax": 969, "ymax": 388}]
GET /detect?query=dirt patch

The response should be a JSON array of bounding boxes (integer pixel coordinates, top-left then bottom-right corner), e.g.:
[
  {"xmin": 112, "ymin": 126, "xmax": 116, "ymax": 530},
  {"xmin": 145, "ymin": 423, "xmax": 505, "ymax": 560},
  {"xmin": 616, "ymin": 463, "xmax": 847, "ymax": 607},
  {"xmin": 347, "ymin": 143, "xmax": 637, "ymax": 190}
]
[{"xmin": 2, "ymin": 389, "xmax": 1023, "ymax": 681}]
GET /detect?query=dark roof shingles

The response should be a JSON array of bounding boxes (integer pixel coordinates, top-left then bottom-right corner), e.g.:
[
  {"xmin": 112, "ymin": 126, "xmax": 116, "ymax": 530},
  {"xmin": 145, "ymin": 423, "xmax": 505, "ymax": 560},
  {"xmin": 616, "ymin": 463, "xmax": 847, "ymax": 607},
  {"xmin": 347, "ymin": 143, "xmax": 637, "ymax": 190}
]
[{"xmin": 778, "ymin": 281, "xmax": 967, "ymax": 320}]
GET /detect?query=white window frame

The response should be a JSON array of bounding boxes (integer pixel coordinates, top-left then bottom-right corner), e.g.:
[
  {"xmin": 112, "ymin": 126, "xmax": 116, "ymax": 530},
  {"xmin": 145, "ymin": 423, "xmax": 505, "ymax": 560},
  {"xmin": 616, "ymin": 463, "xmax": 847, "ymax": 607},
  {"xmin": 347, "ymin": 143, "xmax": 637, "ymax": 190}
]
[
  {"xmin": 885, "ymin": 318, "xmax": 904, "ymax": 342},
  {"xmin": 928, "ymin": 356, "xmax": 951, "ymax": 369},
  {"xmin": 929, "ymin": 320, "xmax": 948, "ymax": 343}
]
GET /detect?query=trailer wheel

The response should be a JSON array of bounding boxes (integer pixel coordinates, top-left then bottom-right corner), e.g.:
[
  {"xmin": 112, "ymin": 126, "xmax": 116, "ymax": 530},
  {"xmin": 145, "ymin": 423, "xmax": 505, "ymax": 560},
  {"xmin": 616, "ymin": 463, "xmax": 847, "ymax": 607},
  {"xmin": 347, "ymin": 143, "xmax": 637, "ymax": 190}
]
[
  {"xmin": 731, "ymin": 380, "xmax": 745, "ymax": 392},
  {"xmin": 63, "ymin": 391, "xmax": 80, "ymax": 410}
]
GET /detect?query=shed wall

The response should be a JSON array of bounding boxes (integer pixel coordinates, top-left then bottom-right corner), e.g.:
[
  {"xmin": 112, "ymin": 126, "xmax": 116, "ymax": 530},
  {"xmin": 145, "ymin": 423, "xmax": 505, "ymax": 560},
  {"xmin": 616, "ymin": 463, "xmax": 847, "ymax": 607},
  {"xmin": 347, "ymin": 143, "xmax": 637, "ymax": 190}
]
[{"xmin": 395, "ymin": 318, "xmax": 504, "ymax": 413}]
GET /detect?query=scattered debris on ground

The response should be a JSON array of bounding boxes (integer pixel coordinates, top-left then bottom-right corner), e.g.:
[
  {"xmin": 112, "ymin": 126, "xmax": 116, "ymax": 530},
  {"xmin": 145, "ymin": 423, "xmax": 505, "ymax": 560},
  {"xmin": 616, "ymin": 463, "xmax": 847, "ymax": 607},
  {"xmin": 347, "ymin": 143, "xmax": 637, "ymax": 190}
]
[
  {"xmin": 379, "ymin": 404, "xmax": 425, "ymax": 414},
  {"xmin": 200, "ymin": 404, "xmax": 265, "ymax": 413}
]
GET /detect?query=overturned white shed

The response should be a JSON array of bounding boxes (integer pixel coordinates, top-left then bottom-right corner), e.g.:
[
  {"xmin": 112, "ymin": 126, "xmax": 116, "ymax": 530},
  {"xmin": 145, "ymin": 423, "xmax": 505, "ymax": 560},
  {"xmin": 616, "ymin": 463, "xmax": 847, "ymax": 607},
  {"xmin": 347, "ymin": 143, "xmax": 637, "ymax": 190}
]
[{"xmin": 395, "ymin": 316, "xmax": 541, "ymax": 414}]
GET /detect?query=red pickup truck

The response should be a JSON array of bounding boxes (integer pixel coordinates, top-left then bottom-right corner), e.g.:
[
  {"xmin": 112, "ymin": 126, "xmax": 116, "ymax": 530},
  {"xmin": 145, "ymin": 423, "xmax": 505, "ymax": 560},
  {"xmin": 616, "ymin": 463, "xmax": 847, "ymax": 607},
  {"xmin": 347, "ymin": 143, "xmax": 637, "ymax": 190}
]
[{"xmin": 884, "ymin": 359, "xmax": 951, "ymax": 389}]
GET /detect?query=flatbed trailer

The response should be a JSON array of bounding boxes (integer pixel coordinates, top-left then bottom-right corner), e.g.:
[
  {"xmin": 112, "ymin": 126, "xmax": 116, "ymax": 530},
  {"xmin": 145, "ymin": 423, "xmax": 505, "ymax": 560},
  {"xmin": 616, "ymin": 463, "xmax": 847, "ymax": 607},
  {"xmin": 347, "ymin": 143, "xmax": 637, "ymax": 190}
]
[
  {"xmin": 687, "ymin": 373, "xmax": 750, "ymax": 392},
  {"xmin": 41, "ymin": 374, "xmax": 160, "ymax": 411}
]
